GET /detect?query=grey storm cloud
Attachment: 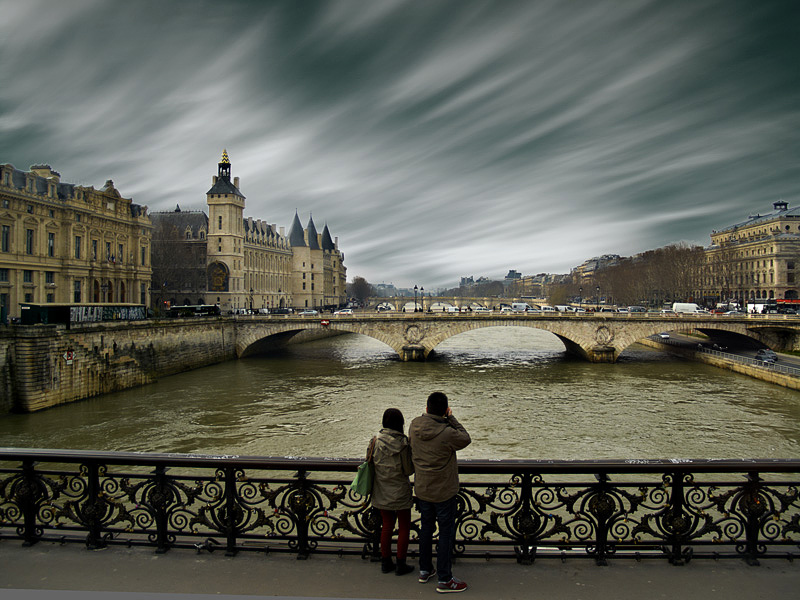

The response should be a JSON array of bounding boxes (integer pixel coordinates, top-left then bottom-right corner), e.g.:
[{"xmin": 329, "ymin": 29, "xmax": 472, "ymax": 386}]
[{"xmin": 1, "ymin": 0, "xmax": 799, "ymax": 288}]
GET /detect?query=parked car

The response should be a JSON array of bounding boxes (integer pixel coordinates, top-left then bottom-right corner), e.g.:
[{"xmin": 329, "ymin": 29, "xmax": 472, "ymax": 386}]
[
  {"xmin": 658, "ymin": 332, "xmax": 670, "ymax": 339},
  {"xmin": 298, "ymin": 309, "xmax": 319, "ymax": 316},
  {"xmin": 333, "ymin": 308, "xmax": 353, "ymax": 315},
  {"xmin": 755, "ymin": 349, "xmax": 778, "ymax": 363},
  {"xmin": 272, "ymin": 308, "xmax": 293, "ymax": 315},
  {"xmin": 473, "ymin": 306, "xmax": 492, "ymax": 313}
]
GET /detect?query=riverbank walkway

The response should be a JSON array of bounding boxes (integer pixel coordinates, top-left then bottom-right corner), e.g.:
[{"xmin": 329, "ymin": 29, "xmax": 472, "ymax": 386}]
[{"xmin": 2, "ymin": 541, "xmax": 798, "ymax": 600}]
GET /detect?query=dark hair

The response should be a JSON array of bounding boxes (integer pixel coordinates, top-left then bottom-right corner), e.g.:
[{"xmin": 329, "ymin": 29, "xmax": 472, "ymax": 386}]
[
  {"xmin": 382, "ymin": 408, "xmax": 405, "ymax": 432},
  {"xmin": 426, "ymin": 391, "xmax": 448, "ymax": 417}
]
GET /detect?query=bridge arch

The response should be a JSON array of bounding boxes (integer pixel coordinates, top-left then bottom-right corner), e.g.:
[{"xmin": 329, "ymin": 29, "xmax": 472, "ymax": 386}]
[
  {"xmin": 235, "ymin": 320, "xmax": 400, "ymax": 359},
  {"xmin": 233, "ymin": 315, "xmax": 800, "ymax": 363}
]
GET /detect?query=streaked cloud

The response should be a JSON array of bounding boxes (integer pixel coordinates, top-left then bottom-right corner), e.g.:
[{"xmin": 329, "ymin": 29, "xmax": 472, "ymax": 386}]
[{"xmin": 1, "ymin": 0, "xmax": 798, "ymax": 288}]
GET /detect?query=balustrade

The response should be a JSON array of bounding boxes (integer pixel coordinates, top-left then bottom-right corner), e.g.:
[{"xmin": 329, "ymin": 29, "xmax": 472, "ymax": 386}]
[{"xmin": 1, "ymin": 449, "xmax": 798, "ymax": 565}]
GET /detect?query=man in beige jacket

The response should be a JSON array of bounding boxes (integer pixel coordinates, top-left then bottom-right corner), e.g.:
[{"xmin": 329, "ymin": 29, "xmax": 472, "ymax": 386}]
[{"xmin": 408, "ymin": 391, "xmax": 471, "ymax": 593}]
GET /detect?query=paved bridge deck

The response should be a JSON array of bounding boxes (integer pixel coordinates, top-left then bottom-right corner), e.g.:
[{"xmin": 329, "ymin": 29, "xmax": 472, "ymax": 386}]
[{"xmin": 2, "ymin": 541, "xmax": 797, "ymax": 600}]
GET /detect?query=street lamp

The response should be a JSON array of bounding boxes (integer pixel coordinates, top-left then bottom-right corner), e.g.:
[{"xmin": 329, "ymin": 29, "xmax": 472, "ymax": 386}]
[
  {"xmin": 414, "ymin": 285, "xmax": 418, "ymax": 313},
  {"xmin": 249, "ymin": 288, "xmax": 253, "ymax": 313},
  {"xmin": 596, "ymin": 286, "xmax": 601, "ymax": 308},
  {"xmin": 421, "ymin": 287, "xmax": 425, "ymax": 312},
  {"xmin": 579, "ymin": 286, "xmax": 582, "ymax": 310}
]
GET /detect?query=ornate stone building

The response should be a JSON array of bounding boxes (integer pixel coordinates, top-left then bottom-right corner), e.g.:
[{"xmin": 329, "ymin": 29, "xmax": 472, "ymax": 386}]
[
  {"xmin": 151, "ymin": 151, "xmax": 346, "ymax": 313},
  {"xmin": 700, "ymin": 201, "xmax": 800, "ymax": 304},
  {"xmin": 0, "ymin": 163, "xmax": 152, "ymax": 321}
]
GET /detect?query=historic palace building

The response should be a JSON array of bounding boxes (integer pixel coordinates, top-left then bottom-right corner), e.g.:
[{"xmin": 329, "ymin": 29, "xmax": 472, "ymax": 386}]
[
  {"xmin": 0, "ymin": 163, "xmax": 152, "ymax": 321},
  {"xmin": 699, "ymin": 200, "xmax": 800, "ymax": 304},
  {"xmin": 150, "ymin": 151, "xmax": 347, "ymax": 313}
]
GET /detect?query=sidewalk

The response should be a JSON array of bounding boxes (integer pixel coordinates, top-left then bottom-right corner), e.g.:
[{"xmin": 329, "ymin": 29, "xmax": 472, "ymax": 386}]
[{"xmin": 1, "ymin": 541, "xmax": 798, "ymax": 600}]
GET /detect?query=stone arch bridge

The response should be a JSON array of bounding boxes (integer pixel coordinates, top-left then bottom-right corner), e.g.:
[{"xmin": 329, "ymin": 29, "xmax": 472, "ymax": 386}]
[
  {"xmin": 6, "ymin": 313, "xmax": 800, "ymax": 412},
  {"xmin": 236, "ymin": 313, "xmax": 800, "ymax": 363}
]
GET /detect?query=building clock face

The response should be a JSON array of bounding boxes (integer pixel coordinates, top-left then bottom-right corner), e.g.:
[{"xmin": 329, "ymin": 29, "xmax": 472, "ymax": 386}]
[{"xmin": 208, "ymin": 262, "xmax": 229, "ymax": 292}]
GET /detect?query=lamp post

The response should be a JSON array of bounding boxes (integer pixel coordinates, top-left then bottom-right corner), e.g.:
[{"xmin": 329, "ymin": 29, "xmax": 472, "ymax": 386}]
[
  {"xmin": 414, "ymin": 285, "xmax": 418, "ymax": 313},
  {"xmin": 596, "ymin": 285, "xmax": 601, "ymax": 309},
  {"xmin": 421, "ymin": 287, "xmax": 425, "ymax": 312},
  {"xmin": 579, "ymin": 286, "xmax": 582, "ymax": 310},
  {"xmin": 249, "ymin": 288, "xmax": 253, "ymax": 313}
]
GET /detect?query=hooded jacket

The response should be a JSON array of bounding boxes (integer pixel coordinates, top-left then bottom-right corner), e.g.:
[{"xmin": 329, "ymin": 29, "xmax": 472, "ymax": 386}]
[
  {"xmin": 408, "ymin": 412, "xmax": 471, "ymax": 503},
  {"xmin": 370, "ymin": 428, "xmax": 414, "ymax": 511}
]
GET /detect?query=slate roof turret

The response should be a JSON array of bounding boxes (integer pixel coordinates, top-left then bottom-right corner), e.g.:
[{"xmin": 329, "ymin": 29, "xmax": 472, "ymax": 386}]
[
  {"xmin": 288, "ymin": 211, "xmax": 306, "ymax": 247},
  {"xmin": 306, "ymin": 215, "xmax": 320, "ymax": 250},
  {"xmin": 321, "ymin": 224, "xmax": 335, "ymax": 251}
]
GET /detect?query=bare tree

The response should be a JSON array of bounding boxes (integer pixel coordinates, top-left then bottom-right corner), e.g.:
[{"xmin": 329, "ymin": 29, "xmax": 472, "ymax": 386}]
[{"xmin": 348, "ymin": 276, "xmax": 373, "ymax": 304}]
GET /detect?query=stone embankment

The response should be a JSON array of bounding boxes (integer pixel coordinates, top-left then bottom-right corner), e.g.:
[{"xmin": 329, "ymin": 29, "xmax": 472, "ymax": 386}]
[
  {"xmin": 639, "ymin": 337, "xmax": 800, "ymax": 390},
  {"xmin": 0, "ymin": 319, "xmax": 345, "ymax": 414}
]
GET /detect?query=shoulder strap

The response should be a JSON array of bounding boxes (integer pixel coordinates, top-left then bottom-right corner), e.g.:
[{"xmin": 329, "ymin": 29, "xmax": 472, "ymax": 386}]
[{"xmin": 366, "ymin": 436, "xmax": 377, "ymax": 462}]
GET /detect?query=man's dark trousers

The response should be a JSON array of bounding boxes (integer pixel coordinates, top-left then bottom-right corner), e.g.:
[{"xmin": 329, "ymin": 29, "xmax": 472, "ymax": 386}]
[{"xmin": 417, "ymin": 496, "xmax": 457, "ymax": 582}]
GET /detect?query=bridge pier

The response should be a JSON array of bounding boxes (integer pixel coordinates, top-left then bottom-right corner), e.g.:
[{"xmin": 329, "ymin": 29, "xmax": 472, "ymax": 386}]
[
  {"xmin": 399, "ymin": 345, "xmax": 426, "ymax": 362},
  {"xmin": 587, "ymin": 346, "xmax": 617, "ymax": 363}
]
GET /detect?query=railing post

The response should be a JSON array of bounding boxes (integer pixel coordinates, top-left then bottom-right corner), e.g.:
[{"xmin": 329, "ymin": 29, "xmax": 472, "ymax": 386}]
[
  {"xmin": 591, "ymin": 473, "xmax": 612, "ymax": 566},
  {"xmin": 514, "ymin": 473, "xmax": 537, "ymax": 565},
  {"xmin": 151, "ymin": 465, "xmax": 170, "ymax": 554},
  {"xmin": 293, "ymin": 469, "xmax": 311, "ymax": 560},
  {"xmin": 741, "ymin": 472, "xmax": 764, "ymax": 566},
  {"xmin": 18, "ymin": 459, "xmax": 43, "ymax": 546},
  {"xmin": 223, "ymin": 466, "xmax": 239, "ymax": 556},
  {"xmin": 83, "ymin": 461, "xmax": 107, "ymax": 549},
  {"xmin": 369, "ymin": 507, "xmax": 382, "ymax": 562},
  {"xmin": 666, "ymin": 471, "xmax": 687, "ymax": 565}
]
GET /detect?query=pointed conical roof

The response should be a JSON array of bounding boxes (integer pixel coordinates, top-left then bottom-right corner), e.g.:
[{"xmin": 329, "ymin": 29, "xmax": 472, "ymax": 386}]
[
  {"xmin": 288, "ymin": 211, "xmax": 306, "ymax": 247},
  {"xmin": 306, "ymin": 215, "xmax": 320, "ymax": 250},
  {"xmin": 321, "ymin": 224, "xmax": 335, "ymax": 250}
]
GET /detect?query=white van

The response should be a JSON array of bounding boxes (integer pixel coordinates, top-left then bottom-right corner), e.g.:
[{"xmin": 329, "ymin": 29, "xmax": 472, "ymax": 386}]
[
  {"xmin": 511, "ymin": 302, "xmax": 532, "ymax": 312},
  {"xmin": 554, "ymin": 305, "xmax": 574, "ymax": 312},
  {"xmin": 672, "ymin": 302, "xmax": 707, "ymax": 314},
  {"xmin": 540, "ymin": 305, "xmax": 557, "ymax": 313}
]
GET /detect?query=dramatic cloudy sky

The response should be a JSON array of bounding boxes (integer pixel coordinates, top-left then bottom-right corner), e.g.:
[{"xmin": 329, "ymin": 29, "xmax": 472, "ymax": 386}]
[{"xmin": 2, "ymin": 1, "xmax": 799, "ymax": 288}]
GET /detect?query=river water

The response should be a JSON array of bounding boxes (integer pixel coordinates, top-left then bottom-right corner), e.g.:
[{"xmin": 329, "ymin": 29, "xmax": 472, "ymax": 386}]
[{"xmin": 1, "ymin": 328, "xmax": 799, "ymax": 460}]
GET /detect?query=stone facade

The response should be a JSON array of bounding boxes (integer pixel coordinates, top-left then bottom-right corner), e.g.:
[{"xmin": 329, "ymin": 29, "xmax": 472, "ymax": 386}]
[
  {"xmin": 0, "ymin": 164, "xmax": 152, "ymax": 321},
  {"xmin": 700, "ymin": 201, "xmax": 800, "ymax": 304},
  {"xmin": 151, "ymin": 151, "xmax": 346, "ymax": 313}
]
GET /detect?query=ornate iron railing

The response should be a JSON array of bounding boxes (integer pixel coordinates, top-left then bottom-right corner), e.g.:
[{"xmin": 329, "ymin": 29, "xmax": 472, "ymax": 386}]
[{"xmin": 1, "ymin": 449, "xmax": 798, "ymax": 565}]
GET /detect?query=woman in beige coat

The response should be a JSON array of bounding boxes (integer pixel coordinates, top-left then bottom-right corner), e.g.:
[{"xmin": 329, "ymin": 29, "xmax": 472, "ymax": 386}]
[{"xmin": 370, "ymin": 408, "xmax": 414, "ymax": 575}]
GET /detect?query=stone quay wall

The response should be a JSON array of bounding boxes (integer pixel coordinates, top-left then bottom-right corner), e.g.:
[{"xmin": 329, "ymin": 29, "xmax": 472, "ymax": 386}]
[
  {"xmin": 1, "ymin": 318, "xmax": 347, "ymax": 414},
  {"xmin": 2, "ymin": 319, "xmax": 237, "ymax": 413},
  {"xmin": 638, "ymin": 337, "xmax": 800, "ymax": 391}
]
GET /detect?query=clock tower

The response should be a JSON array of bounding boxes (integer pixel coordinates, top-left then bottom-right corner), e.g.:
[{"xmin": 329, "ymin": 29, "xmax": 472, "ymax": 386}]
[{"xmin": 206, "ymin": 149, "xmax": 245, "ymax": 312}]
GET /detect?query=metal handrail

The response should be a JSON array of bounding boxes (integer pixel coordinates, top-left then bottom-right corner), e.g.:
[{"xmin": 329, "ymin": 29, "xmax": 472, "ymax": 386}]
[
  {"xmin": 652, "ymin": 336, "xmax": 800, "ymax": 376},
  {"xmin": 1, "ymin": 448, "xmax": 798, "ymax": 565}
]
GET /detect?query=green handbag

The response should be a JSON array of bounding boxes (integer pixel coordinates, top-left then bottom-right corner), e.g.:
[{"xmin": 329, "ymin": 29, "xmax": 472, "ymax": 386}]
[{"xmin": 350, "ymin": 436, "xmax": 376, "ymax": 496}]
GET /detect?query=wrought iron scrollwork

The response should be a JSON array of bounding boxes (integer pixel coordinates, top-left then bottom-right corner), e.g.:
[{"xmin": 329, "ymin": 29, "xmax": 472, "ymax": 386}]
[{"xmin": 1, "ymin": 451, "xmax": 798, "ymax": 563}]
